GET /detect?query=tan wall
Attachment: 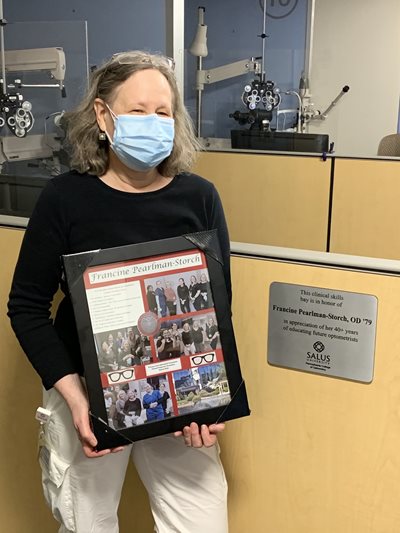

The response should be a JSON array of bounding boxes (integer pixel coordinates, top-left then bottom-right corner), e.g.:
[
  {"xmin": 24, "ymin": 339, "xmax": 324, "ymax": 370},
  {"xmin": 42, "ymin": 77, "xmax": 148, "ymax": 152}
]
[
  {"xmin": 222, "ymin": 255, "xmax": 400, "ymax": 533},
  {"xmin": 193, "ymin": 151, "xmax": 400, "ymax": 261},
  {"xmin": 329, "ymin": 158, "xmax": 400, "ymax": 259},
  {"xmin": 0, "ymin": 228, "xmax": 55, "ymax": 531},
  {"xmin": 3, "ymin": 226, "xmax": 400, "ymax": 532},
  {"xmin": 193, "ymin": 152, "xmax": 332, "ymax": 251}
]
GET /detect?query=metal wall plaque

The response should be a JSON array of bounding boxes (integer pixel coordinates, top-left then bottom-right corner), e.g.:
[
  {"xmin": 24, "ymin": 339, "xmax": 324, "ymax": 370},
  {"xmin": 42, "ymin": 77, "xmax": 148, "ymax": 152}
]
[{"xmin": 267, "ymin": 282, "xmax": 378, "ymax": 382}]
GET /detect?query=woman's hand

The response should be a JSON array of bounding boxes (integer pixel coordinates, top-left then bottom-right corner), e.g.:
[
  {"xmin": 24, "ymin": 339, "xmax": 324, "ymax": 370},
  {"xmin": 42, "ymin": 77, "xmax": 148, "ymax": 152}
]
[
  {"xmin": 54, "ymin": 374, "xmax": 125, "ymax": 458},
  {"xmin": 174, "ymin": 422, "xmax": 225, "ymax": 448},
  {"xmin": 72, "ymin": 402, "xmax": 113, "ymax": 458}
]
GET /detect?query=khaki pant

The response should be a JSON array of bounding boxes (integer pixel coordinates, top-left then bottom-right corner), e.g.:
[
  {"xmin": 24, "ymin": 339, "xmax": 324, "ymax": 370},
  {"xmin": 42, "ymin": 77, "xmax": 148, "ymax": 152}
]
[{"xmin": 39, "ymin": 387, "xmax": 228, "ymax": 533}]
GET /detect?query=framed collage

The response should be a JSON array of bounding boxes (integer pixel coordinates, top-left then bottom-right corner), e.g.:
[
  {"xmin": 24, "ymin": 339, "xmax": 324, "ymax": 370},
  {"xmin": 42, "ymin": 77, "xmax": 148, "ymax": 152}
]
[{"xmin": 62, "ymin": 231, "xmax": 249, "ymax": 450}]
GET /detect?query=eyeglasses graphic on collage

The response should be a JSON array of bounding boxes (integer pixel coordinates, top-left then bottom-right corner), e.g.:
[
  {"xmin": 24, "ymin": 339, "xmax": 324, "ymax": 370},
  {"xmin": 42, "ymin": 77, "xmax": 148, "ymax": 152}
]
[
  {"xmin": 107, "ymin": 368, "xmax": 135, "ymax": 384},
  {"xmin": 190, "ymin": 353, "xmax": 216, "ymax": 366}
]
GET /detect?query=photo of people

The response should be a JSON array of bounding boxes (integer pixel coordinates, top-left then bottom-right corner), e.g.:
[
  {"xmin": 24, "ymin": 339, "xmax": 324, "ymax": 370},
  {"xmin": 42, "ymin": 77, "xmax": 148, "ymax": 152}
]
[
  {"xmin": 103, "ymin": 384, "xmax": 143, "ymax": 430},
  {"xmin": 156, "ymin": 327, "xmax": 182, "ymax": 360},
  {"xmin": 154, "ymin": 312, "xmax": 220, "ymax": 361},
  {"xmin": 88, "ymin": 255, "xmax": 231, "ymax": 439},
  {"xmin": 103, "ymin": 376, "xmax": 173, "ymax": 430},
  {"xmin": 144, "ymin": 268, "xmax": 214, "ymax": 318},
  {"xmin": 172, "ymin": 363, "xmax": 230, "ymax": 416},
  {"xmin": 94, "ymin": 326, "xmax": 152, "ymax": 372}
]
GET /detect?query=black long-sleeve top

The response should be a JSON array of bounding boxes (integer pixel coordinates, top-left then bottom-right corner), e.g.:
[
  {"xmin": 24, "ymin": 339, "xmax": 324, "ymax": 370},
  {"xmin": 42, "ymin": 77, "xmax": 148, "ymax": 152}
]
[{"xmin": 8, "ymin": 171, "xmax": 231, "ymax": 390}]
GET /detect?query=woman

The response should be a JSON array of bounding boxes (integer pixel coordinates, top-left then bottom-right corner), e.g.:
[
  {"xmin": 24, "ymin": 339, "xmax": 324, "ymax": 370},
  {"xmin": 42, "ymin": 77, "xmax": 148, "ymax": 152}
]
[
  {"xmin": 206, "ymin": 316, "xmax": 220, "ymax": 350},
  {"xmin": 114, "ymin": 389, "xmax": 127, "ymax": 429},
  {"xmin": 177, "ymin": 276, "xmax": 190, "ymax": 313},
  {"xmin": 123, "ymin": 389, "xmax": 142, "ymax": 427},
  {"xmin": 192, "ymin": 320, "xmax": 205, "ymax": 353},
  {"xmin": 116, "ymin": 331, "xmax": 125, "ymax": 352},
  {"xmin": 127, "ymin": 328, "xmax": 141, "ymax": 357},
  {"xmin": 171, "ymin": 321, "xmax": 183, "ymax": 346},
  {"xmin": 200, "ymin": 272, "xmax": 214, "ymax": 309},
  {"xmin": 143, "ymin": 382, "xmax": 164, "ymax": 421},
  {"xmin": 155, "ymin": 280, "xmax": 168, "ymax": 317},
  {"xmin": 119, "ymin": 338, "xmax": 139, "ymax": 367},
  {"xmin": 146, "ymin": 284, "xmax": 158, "ymax": 314},
  {"xmin": 104, "ymin": 390, "xmax": 116, "ymax": 424},
  {"xmin": 8, "ymin": 51, "xmax": 230, "ymax": 533},
  {"xmin": 159, "ymin": 382, "xmax": 172, "ymax": 417},
  {"xmin": 164, "ymin": 280, "xmax": 177, "ymax": 316},
  {"xmin": 189, "ymin": 274, "xmax": 203, "ymax": 311},
  {"xmin": 181, "ymin": 322, "xmax": 196, "ymax": 355},
  {"xmin": 133, "ymin": 334, "xmax": 151, "ymax": 364},
  {"xmin": 99, "ymin": 340, "xmax": 118, "ymax": 372}
]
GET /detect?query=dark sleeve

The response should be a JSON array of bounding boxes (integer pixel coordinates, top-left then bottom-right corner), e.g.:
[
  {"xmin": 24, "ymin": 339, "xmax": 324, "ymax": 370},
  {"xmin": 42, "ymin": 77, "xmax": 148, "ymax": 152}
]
[
  {"xmin": 143, "ymin": 396, "xmax": 151, "ymax": 409},
  {"xmin": 157, "ymin": 391, "xmax": 170, "ymax": 405},
  {"xmin": 7, "ymin": 180, "xmax": 78, "ymax": 389},
  {"xmin": 208, "ymin": 184, "xmax": 232, "ymax": 303}
]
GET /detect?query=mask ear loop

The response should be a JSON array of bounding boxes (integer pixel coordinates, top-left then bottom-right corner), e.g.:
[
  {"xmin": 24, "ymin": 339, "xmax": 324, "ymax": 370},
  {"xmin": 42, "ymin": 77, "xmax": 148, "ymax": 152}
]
[
  {"xmin": 103, "ymin": 102, "xmax": 116, "ymax": 144},
  {"xmin": 105, "ymin": 102, "xmax": 117, "ymax": 120}
]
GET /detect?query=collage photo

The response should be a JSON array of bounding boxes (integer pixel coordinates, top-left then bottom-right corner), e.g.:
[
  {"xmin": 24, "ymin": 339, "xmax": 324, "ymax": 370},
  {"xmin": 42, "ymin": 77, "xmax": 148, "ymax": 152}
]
[
  {"xmin": 103, "ymin": 375, "xmax": 172, "ymax": 430},
  {"xmin": 92, "ymin": 260, "xmax": 231, "ymax": 427}
]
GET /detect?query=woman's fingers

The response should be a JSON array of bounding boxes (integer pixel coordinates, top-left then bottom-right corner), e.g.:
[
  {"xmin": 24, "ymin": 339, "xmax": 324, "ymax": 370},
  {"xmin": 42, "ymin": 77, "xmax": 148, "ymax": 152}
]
[{"xmin": 177, "ymin": 422, "xmax": 226, "ymax": 448}]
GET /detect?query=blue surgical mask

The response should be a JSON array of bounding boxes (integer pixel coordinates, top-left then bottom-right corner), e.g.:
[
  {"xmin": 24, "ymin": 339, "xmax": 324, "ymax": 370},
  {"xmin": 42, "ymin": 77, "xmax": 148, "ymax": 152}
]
[{"xmin": 105, "ymin": 105, "xmax": 175, "ymax": 172}]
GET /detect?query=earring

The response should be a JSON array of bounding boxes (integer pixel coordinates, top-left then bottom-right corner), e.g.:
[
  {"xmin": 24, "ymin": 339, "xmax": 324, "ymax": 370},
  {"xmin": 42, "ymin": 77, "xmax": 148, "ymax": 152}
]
[{"xmin": 98, "ymin": 131, "xmax": 107, "ymax": 141}]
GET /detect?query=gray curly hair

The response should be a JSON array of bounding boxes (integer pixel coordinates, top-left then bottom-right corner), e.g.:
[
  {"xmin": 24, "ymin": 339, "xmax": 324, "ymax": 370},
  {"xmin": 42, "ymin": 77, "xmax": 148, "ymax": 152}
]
[{"xmin": 64, "ymin": 50, "xmax": 201, "ymax": 176}]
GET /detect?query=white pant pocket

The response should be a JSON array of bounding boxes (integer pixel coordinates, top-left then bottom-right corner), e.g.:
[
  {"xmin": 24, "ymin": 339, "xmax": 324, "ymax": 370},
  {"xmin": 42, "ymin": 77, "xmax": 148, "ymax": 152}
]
[{"xmin": 39, "ymin": 445, "xmax": 75, "ymax": 532}]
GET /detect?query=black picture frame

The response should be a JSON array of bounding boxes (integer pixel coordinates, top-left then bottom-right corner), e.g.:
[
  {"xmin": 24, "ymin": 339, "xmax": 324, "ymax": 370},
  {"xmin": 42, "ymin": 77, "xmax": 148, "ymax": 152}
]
[{"xmin": 62, "ymin": 230, "xmax": 250, "ymax": 450}]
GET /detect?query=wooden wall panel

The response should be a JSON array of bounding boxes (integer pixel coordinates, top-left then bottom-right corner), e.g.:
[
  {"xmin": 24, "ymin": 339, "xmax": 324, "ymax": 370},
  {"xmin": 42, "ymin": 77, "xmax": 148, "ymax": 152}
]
[
  {"xmin": 0, "ymin": 228, "xmax": 58, "ymax": 532},
  {"xmin": 219, "ymin": 255, "xmax": 400, "ymax": 533},
  {"xmin": 329, "ymin": 158, "xmax": 400, "ymax": 259},
  {"xmin": 193, "ymin": 152, "xmax": 331, "ymax": 251}
]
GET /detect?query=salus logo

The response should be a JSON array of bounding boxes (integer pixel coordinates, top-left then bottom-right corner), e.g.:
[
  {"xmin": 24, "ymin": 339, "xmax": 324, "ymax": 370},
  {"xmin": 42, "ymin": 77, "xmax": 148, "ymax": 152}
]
[
  {"xmin": 307, "ymin": 341, "xmax": 331, "ymax": 364},
  {"xmin": 313, "ymin": 341, "xmax": 325, "ymax": 353}
]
